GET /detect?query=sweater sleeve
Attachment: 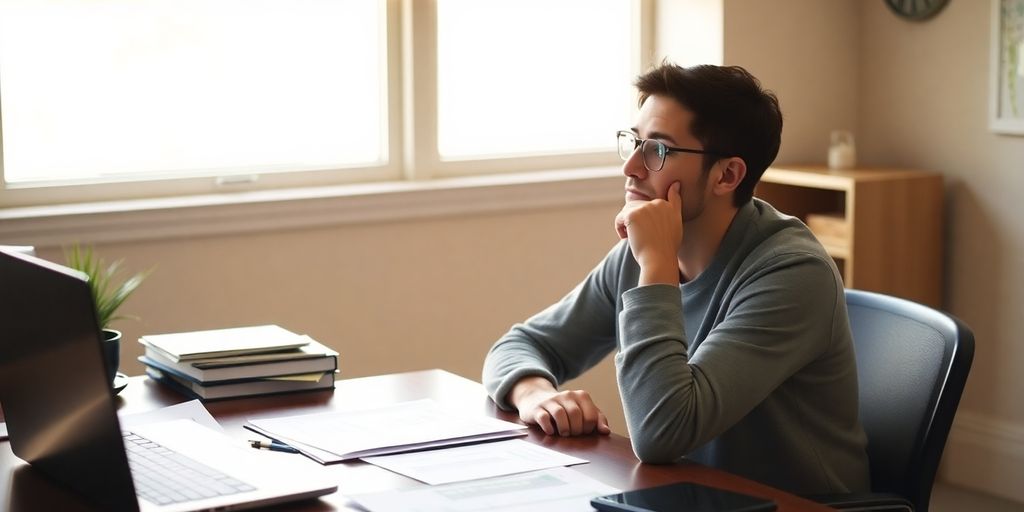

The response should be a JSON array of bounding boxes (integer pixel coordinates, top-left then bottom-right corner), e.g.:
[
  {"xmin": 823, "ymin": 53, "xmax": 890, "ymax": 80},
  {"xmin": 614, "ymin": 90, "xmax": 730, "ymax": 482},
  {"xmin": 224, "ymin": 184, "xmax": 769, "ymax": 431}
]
[
  {"xmin": 482, "ymin": 242, "xmax": 625, "ymax": 410},
  {"xmin": 615, "ymin": 253, "xmax": 840, "ymax": 462}
]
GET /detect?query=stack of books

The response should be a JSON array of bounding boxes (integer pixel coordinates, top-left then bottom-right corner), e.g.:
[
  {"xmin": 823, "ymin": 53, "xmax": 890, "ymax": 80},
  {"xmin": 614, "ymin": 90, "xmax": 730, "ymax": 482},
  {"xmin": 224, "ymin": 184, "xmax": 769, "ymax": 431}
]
[{"xmin": 139, "ymin": 324, "xmax": 338, "ymax": 400}]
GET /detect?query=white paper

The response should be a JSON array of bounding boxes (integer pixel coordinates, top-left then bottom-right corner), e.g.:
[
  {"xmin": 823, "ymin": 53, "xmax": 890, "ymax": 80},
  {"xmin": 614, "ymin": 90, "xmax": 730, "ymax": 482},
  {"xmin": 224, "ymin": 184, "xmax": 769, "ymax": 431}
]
[
  {"xmin": 0, "ymin": 421, "xmax": 7, "ymax": 441},
  {"xmin": 246, "ymin": 399, "xmax": 528, "ymax": 462},
  {"xmin": 246, "ymin": 425, "xmax": 526, "ymax": 465},
  {"xmin": 349, "ymin": 467, "xmax": 618, "ymax": 512},
  {"xmin": 118, "ymin": 399, "xmax": 223, "ymax": 432},
  {"xmin": 363, "ymin": 439, "xmax": 588, "ymax": 485}
]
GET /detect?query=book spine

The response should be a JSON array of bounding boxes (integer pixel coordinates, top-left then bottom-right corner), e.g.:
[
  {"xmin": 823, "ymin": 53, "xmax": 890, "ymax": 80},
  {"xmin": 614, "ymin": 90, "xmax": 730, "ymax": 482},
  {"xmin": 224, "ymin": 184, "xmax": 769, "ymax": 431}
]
[
  {"xmin": 145, "ymin": 366, "xmax": 336, "ymax": 401},
  {"xmin": 144, "ymin": 367, "xmax": 203, "ymax": 400},
  {"xmin": 140, "ymin": 356, "xmax": 338, "ymax": 385}
]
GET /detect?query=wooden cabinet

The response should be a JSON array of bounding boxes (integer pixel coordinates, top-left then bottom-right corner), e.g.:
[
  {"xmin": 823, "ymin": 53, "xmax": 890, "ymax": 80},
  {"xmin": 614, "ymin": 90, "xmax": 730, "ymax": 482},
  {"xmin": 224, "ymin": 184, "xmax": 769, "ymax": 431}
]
[{"xmin": 755, "ymin": 166, "xmax": 944, "ymax": 308}]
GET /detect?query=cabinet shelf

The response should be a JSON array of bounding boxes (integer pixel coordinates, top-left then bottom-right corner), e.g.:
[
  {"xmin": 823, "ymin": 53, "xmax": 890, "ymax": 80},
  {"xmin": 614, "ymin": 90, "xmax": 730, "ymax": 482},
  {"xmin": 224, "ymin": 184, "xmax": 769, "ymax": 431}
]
[{"xmin": 757, "ymin": 165, "xmax": 943, "ymax": 307}]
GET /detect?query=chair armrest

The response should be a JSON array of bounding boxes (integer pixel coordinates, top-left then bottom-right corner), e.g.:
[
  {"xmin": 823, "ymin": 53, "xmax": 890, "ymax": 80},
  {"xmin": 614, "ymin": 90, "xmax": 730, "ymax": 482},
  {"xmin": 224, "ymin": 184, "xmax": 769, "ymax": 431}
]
[{"xmin": 804, "ymin": 492, "xmax": 913, "ymax": 511}]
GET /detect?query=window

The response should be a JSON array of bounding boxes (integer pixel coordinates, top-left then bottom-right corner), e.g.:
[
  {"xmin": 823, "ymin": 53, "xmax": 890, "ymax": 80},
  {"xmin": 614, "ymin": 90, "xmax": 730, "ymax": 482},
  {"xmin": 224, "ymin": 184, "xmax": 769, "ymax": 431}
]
[
  {"xmin": 0, "ymin": 1, "xmax": 646, "ymax": 208},
  {"xmin": 436, "ymin": 0, "xmax": 635, "ymax": 160}
]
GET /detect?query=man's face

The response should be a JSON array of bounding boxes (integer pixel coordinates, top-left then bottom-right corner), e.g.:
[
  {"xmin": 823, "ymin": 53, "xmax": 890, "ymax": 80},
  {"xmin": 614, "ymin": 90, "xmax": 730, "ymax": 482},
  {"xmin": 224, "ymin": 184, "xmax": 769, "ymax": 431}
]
[{"xmin": 622, "ymin": 94, "xmax": 712, "ymax": 223}]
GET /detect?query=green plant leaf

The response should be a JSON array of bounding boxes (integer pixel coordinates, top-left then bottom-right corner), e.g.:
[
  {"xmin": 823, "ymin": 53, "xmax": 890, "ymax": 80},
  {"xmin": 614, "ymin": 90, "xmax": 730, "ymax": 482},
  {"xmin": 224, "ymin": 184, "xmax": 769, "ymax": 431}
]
[{"xmin": 64, "ymin": 244, "xmax": 152, "ymax": 331}]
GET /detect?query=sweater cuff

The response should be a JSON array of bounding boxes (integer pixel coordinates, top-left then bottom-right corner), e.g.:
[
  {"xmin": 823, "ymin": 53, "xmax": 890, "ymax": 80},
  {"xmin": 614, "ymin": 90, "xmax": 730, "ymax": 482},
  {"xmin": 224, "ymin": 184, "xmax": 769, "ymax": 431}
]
[{"xmin": 489, "ymin": 368, "xmax": 557, "ymax": 411}]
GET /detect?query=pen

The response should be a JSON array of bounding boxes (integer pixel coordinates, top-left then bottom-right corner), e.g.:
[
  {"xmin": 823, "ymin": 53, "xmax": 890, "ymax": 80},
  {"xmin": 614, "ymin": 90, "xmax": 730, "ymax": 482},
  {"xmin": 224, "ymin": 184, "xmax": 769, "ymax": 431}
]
[{"xmin": 249, "ymin": 439, "xmax": 300, "ymax": 454}]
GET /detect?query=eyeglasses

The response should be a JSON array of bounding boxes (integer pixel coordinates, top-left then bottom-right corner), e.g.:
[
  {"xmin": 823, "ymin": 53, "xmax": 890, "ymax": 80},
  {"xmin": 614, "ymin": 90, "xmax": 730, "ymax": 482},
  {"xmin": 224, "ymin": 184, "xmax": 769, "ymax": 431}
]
[{"xmin": 616, "ymin": 130, "xmax": 727, "ymax": 172}]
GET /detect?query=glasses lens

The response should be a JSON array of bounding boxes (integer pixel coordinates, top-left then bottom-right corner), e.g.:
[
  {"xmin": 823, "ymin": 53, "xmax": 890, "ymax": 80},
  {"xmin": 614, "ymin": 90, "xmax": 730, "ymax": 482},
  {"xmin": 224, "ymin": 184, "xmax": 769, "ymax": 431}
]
[
  {"xmin": 617, "ymin": 132, "xmax": 637, "ymax": 161},
  {"xmin": 642, "ymin": 140, "xmax": 666, "ymax": 172}
]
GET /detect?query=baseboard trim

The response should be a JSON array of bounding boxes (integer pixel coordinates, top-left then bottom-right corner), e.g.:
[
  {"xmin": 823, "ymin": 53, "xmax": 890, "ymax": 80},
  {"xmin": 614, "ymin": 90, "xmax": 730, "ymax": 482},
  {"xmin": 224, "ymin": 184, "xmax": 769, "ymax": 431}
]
[{"xmin": 939, "ymin": 410, "xmax": 1024, "ymax": 504}]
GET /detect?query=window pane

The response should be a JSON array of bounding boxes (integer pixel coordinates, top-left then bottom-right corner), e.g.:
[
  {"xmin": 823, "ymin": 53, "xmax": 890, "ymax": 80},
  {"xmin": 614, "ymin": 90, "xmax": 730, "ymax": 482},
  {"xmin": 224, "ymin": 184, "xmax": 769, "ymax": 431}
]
[
  {"xmin": 437, "ymin": 0, "xmax": 636, "ymax": 160},
  {"xmin": 0, "ymin": 0, "xmax": 384, "ymax": 185}
]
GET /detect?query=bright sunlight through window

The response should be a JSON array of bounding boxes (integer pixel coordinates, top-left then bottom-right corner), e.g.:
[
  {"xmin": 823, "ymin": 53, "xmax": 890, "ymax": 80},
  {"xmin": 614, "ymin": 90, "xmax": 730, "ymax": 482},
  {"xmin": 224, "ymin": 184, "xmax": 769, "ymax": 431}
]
[
  {"xmin": 0, "ymin": 0, "xmax": 384, "ymax": 186},
  {"xmin": 436, "ymin": 0, "xmax": 636, "ymax": 160}
]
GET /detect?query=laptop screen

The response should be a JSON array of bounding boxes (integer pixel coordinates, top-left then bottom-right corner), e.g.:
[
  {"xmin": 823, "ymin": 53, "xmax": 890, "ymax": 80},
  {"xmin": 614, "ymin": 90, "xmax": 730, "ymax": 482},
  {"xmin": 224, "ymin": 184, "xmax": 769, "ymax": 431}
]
[{"xmin": 0, "ymin": 249, "xmax": 140, "ymax": 511}]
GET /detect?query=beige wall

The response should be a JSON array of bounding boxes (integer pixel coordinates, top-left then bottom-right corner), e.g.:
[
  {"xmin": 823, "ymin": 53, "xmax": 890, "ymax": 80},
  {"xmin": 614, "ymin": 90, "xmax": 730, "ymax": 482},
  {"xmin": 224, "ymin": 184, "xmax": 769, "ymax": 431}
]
[
  {"xmin": 34, "ymin": 203, "xmax": 622, "ymax": 397},
  {"xmin": 722, "ymin": 0, "xmax": 862, "ymax": 165},
  {"xmin": 23, "ymin": 0, "xmax": 1023, "ymax": 501}
]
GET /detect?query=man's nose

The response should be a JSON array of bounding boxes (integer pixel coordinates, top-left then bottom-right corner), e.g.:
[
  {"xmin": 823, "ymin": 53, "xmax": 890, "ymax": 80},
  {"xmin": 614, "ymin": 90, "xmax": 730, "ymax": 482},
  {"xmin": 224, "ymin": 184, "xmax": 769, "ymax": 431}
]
[{"xmin": 622, "ymin": 147, "xmax": 647, "ymax": 180}]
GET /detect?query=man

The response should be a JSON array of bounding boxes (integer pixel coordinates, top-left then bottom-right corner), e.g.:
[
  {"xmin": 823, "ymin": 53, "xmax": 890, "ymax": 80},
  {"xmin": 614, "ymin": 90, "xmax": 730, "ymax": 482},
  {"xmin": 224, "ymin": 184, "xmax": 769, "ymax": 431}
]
[{"xmin": 482, "ymin": 63, "xmax": 870, "ymax": 494}]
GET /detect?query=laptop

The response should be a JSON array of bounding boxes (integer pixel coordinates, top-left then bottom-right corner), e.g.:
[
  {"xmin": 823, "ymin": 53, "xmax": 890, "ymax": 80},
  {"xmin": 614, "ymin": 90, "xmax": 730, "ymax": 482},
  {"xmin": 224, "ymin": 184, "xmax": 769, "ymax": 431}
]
[{"xmin": 0, "ymin": 248, "xmax": 337, "ymax": 511}]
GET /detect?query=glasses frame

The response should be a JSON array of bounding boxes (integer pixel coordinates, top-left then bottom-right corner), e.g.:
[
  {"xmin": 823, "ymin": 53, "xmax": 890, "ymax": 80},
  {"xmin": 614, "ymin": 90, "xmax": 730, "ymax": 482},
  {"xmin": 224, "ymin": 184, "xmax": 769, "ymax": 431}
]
[{"xmin": 617, "ymin": 130, "xmax": 729, "ymax": 172}]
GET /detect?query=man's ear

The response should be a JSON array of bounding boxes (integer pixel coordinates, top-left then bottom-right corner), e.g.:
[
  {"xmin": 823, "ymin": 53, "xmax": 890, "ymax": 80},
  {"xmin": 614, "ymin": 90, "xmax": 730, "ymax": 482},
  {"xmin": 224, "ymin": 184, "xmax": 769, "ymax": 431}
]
[{"xmin": 712, "ymin": 157, "xmax": 746, "ymax": 198}]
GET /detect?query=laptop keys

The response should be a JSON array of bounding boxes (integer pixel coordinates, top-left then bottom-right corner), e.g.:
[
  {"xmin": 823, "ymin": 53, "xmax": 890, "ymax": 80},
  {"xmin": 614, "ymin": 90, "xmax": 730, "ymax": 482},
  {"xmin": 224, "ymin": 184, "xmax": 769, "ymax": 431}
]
[{"xmin": 123, "ymin": 432, "xmax": 257, "ymax": 505}]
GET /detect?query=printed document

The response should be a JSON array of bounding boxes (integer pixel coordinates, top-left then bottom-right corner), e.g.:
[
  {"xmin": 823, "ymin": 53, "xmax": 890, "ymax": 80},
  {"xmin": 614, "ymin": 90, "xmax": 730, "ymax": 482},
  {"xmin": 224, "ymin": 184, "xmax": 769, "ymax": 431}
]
[
  {"xmin": 362, "ymin": 439, "xmax": 587, "ymax": 485},
  {"xmin": 349, "ymin": 467, "xmax": 618, "ymax": 512},
  {"xmin": 245, "ymin": 399, "xmax": 527, "ymax": 463}
]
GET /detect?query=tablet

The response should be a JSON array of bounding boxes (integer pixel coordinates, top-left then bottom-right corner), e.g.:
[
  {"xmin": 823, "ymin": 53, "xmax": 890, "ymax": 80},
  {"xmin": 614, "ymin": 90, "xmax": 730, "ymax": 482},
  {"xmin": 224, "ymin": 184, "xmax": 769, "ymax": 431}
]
[{"xmin": 590, "ymin": 481, "xmax": 777, "ymax": 512}]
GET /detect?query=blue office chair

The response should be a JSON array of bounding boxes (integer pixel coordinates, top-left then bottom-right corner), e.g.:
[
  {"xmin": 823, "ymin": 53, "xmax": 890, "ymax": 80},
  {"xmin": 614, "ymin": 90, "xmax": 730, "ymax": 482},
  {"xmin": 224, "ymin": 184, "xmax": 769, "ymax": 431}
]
[{"xmin": 812, "ymin": 289, "xmax": 975, "ymax": 512}]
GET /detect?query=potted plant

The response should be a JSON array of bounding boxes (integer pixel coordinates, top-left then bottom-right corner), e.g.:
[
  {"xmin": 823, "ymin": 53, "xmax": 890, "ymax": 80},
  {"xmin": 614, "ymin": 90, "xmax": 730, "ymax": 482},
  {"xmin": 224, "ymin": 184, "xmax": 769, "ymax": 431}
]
[{"xmin": 65, "ymin": 245, "xmax": 151, "ymax": 387}]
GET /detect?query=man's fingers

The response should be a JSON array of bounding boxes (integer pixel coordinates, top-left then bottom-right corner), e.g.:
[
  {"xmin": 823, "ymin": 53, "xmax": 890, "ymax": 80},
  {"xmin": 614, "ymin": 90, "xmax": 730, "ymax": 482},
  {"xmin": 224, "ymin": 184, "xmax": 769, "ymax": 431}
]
[
  {"xmin": 533, "ymin": 409, "xmax": 556, "ymax": 436},
  {"xmin": 615, "ymin": 201, "xmax": 648, "ymax": 240},
  {"xmin": 520, "ymin": 388, "xmax": 608, "ymax": 437},
  {"xmin": 572, "ymin": 392, "xmax": 601, "ymax": 434},
  {"xmin": 597, "ymin": 412, "xmax": 611, "ymax": 435},
  {"xmin": 561, "ymin": 401, "xmax": 585, "ymax": 436},
  {"xmin": 614, "ymin": 213, "xmax": 629, "ymax": 239},
  {"xmin": 542, "ymin": 403, "xmax": 572, "ymax": 437},
  {"xmin": 667, "ymin": 181, "xmax": 682, "ymax": 211}
]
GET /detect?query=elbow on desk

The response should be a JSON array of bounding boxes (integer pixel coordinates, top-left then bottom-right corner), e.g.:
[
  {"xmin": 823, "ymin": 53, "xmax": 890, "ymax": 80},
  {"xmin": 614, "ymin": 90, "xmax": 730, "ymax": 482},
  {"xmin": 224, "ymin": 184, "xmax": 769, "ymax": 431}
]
[
  {"xmin": 622, "ymin": 394, "xmax": 702, "ymax": 464},
  {"xmin": 626, "ymin": 413, "xmax": 704, "ymax": 464},
  {"xmin": 630, "ymin": 435, "xmax": 688, "ymax": 464}
]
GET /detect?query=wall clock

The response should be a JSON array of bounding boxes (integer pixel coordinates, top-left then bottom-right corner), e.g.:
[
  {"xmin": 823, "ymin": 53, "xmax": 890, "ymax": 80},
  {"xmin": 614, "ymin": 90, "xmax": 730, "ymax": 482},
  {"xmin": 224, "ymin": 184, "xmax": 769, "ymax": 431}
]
[{"xmin": 884, "ymin": 0, "xmax": 950, "ymax": 20}]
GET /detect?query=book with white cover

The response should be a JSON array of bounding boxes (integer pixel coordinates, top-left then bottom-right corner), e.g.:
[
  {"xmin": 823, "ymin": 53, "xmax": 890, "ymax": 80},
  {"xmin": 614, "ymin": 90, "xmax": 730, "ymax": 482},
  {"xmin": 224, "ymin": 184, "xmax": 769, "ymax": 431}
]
[
  {"xmin": 139, "ymin": 324, "xmax": 309, "ymax": 362},
  {"xmin": 139, "ymin": 338, "xmax": 338, "ymax": 382}
]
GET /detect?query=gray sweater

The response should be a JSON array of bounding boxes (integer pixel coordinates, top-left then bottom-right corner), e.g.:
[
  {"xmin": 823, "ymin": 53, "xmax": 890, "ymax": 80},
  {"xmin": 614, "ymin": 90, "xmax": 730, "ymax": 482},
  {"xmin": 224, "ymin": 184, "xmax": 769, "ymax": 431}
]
[{"xmin": 483, "ymin": 199, "xmax": 870, "ymax": 494}]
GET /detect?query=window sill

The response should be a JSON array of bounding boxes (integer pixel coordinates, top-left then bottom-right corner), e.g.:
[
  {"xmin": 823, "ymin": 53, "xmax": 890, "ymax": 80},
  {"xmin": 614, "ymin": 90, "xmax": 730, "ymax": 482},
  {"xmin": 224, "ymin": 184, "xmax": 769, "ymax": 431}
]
[{"xmin": 0, "ymin": 167, "xmax": 624, "ymax": 247}]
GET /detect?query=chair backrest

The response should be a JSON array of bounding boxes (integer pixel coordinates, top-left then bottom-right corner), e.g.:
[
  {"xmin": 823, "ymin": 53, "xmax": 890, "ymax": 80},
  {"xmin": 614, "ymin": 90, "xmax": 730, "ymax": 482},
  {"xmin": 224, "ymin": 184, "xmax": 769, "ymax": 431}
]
[{"xmin": 845, "ymin": 289, "xmax": 974, "ymax": 512}]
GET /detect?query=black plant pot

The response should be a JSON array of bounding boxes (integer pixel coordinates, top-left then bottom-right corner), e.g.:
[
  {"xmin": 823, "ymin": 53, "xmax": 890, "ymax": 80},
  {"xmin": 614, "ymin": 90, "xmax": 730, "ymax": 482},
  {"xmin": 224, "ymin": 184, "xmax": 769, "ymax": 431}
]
[{"xmin": 101, "ymin": 329, "xmax": 121, "ymax": 386}]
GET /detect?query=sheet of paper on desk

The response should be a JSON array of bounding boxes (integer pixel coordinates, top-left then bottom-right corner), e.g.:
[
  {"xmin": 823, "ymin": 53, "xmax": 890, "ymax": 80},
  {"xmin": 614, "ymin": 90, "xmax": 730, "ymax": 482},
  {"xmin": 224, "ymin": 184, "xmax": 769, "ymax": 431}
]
[
  {"xmin": 247, "ymin": 426, "xmax": 524, "ymax": 465},
  {"xmin": 349, "ymin": 467, "xmax": 618, "ymax": 512},
  {"xmin": 362, "ymin": 439, "xmax": 588, "ymax": 485},
  {"xmin": 245, "ymin": 398, "xmax": 528, "ymax": 463},
  {"xmin": 118, "ymin": 399, "xmax": 223, "ymax": 432}
]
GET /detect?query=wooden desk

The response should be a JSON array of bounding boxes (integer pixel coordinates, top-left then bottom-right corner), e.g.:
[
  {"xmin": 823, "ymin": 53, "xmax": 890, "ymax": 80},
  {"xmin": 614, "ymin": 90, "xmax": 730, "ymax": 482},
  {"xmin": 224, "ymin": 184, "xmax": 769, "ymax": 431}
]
[{"xmin": 0, "ymin": 369, "xmax": 831, "ymax": 511}]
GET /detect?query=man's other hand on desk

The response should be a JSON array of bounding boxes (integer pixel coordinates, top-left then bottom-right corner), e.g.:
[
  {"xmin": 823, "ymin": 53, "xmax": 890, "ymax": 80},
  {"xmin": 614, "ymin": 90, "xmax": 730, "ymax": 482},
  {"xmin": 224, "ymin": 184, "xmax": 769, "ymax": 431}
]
[{"xmin": 509, "ymin": 376, "xmax": 612, "ymax": 437}]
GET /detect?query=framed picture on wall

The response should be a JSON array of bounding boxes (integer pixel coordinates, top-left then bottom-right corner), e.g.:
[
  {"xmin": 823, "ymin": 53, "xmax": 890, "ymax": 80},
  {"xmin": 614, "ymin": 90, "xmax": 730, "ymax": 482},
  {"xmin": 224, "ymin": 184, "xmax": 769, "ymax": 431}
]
[{"xmin": 991, "ymin": 0, "xmax": 1024, "ymax": 134}]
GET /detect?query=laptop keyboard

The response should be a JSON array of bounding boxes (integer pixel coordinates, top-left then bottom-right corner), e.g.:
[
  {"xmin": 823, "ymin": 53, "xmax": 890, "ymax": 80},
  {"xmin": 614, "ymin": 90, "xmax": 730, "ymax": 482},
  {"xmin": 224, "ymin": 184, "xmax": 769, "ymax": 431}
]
[{"xmin": 123, "ymin": 431, "xmax": 258, "ymax": 505}]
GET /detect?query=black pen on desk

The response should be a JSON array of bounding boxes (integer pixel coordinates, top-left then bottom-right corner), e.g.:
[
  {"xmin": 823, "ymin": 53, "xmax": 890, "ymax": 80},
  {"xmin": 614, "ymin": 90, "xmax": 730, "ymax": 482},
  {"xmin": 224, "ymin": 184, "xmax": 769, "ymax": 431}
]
[{"xmin": 249, "ymin": 439, "xmax": 300, "ymax": 454}]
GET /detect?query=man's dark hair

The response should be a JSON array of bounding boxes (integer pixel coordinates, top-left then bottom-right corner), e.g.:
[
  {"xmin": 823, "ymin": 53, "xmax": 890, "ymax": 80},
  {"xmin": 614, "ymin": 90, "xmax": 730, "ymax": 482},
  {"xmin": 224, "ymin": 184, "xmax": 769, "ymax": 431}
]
[{"xmin": 634, "ymin": 62, "xmax": 782, "ymax": 207}]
